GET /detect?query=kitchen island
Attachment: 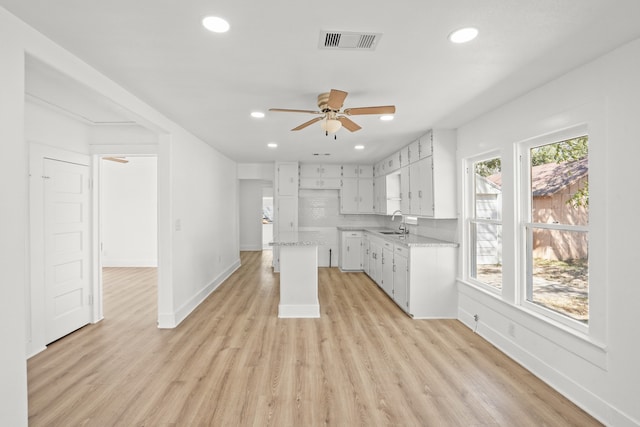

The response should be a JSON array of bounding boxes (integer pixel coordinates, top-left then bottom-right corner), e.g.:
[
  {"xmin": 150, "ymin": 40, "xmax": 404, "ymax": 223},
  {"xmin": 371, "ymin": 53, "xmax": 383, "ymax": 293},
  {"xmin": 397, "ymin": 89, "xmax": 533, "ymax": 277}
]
[{"xmin": 270, "ymin": 232, "xmax": 325, "ymax": 318}]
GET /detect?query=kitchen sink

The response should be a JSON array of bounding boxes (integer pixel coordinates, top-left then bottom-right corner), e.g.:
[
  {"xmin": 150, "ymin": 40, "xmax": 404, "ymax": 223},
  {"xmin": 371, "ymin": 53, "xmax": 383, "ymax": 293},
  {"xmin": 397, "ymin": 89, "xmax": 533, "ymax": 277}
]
[{"xmin": 379, "ymin": 231, "xmax": 404, "ymax": 235}]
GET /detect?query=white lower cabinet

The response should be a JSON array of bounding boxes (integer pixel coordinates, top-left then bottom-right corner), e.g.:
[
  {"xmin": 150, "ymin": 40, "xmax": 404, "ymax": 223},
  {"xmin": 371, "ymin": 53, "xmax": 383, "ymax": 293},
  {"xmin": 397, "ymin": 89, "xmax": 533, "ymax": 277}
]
[
  {"xmin": 368, "ymin": 236, "xmax": 383, "ymax": 285},
  {"xmin": 381, "ymin": 241, "xmax": 394, "ymax": 297},
  {"xmin": 363, "ymin": 232, "xmax": 457, "ymax": 318},
  {"xmin": 392, "ymin": 245, "xmax": 409, "ymax": 311},
  {"xmin": 339, "ymin": 231, "xmax": 363, "ymax": 271}
]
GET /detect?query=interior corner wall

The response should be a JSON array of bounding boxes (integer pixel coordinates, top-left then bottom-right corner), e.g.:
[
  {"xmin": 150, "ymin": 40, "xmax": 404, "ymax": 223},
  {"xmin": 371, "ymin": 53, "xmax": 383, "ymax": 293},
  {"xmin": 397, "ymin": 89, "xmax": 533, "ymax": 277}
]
[
  {"xmin": 0, "ymin": 9, "xmax": 29, "ymax": 426},
  {"xmin": 455, "ymin": 37, "xmax": 640, "ymax": 426},
  {"xmin": 101, "ymin": 156, "xmax": 158, "ymax": 267},
  {"xmin": 239, "ymin": 180, "xmax": 264, "ymax": 251}
]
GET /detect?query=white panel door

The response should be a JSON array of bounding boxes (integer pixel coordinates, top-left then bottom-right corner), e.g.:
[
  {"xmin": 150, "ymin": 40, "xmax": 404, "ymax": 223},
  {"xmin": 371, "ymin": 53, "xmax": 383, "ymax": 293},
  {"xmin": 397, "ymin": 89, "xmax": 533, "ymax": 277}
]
[{"xmin": 44, "ymin": 158, "xmax": 92, "ymax": 344}]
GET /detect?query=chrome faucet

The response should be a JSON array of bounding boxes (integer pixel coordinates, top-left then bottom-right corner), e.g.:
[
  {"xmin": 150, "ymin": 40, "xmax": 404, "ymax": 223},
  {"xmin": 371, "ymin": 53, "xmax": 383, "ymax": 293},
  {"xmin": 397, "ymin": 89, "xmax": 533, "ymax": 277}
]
[{"xmin": 391, "ymin": 210, "xmax": 409, "ymax": 234}]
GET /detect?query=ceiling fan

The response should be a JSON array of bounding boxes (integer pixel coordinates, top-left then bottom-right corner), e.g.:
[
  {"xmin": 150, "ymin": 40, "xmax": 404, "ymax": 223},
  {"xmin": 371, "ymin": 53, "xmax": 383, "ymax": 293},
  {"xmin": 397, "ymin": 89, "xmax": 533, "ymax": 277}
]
[{"xmin": 269, "ymin": 89, "xmax": 395, "ymax": 135}]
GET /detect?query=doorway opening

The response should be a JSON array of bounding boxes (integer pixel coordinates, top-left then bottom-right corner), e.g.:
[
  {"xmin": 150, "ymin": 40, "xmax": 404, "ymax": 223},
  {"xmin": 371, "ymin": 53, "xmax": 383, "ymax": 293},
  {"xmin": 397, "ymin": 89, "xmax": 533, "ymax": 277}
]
[
  {"xmin": 262, "ymin": 187, "xmax": 273, "ymax": 250},
  {"xmin": 99, "ymin": 155, "xmax": 158, "ymax": 321}
]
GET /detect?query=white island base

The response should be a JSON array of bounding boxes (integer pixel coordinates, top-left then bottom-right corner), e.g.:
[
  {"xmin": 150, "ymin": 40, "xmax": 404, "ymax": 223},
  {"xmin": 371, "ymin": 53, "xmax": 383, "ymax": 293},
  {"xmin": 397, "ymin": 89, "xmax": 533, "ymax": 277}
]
[{"xmin": 277, "ymin": 244, "xmax": 320, "ymax": 318}]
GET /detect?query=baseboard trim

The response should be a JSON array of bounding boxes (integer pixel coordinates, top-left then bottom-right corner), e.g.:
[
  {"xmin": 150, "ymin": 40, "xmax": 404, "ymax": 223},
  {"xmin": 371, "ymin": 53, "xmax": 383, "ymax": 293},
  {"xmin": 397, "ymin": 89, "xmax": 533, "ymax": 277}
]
[
  {"xmin": 278, "ymin": 304, "xmax": 320, "ymax": 318},
  {"xmin": 172, "ymin": 258, "xmax": 242, "ymax": 327}
]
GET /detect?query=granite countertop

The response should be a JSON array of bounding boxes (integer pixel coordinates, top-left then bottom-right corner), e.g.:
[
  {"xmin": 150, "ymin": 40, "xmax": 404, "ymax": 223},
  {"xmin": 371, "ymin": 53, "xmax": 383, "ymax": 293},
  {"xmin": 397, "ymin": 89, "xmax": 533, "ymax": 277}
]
[
  {"xmin": 269, "ymin": 231, "xmax": 327, "ymax": 246},
  {"xmin": 338, "ymin": 226, "xmax": 458, "ymax": 248}
]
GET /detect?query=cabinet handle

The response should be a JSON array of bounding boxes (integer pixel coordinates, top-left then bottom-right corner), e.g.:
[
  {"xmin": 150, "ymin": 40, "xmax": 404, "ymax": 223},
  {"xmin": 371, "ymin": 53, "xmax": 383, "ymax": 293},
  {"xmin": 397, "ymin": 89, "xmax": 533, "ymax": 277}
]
[
  {"xmin": 408, "ymin": 191, "xmax": 412, "ymax": 199},
  {"xmin": 347, "ymin": 246, "xmax": 350, "ymax": 252},
  {"xmin": 419, "ymin": 190, "xmax": 422, "ymax": 198},
  {"xmin": 393, "ymin": 264, "xmax": 396, "ymax": 272}
]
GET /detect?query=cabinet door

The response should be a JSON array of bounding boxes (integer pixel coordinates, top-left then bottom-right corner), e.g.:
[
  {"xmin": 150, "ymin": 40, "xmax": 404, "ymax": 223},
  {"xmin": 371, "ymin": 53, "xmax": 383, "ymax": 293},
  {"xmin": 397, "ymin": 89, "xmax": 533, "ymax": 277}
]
[
  {"xmin": 419, "ymin": 132, "xmax": 433, "ymax": 159},
  {"xmin": 408, "ymin": 139, "xmax": 420, "ymax": 164},
  {"xmin": 277, "ymin": 197, "xmax": 297, "ymax": 232},
  {"xmin": 322, "ymin": 164, "xmax": 342, "ymax": 177},
  {"xmin": 418, "ymin": 156, "xmax": 434, "ymax": 217},
  {"xmin": 408, "ymin": 161, "xmax": 421, "ymax": 215},
  {"xmin": 343, "ymin": 235, "xmax": 362, "ymax": 270},
  {"xmin": 369, "ymin": 240, "xmax": 381, "ymax": 283},
  {"xmin": 278, "ymin": 163, "xmax": 298, "ymax": 196},
  {"xmin": 374, "ymin": 175, "xmax": 386, "ymax": 214},
  {"xmin": 393, "ymin": 251, "xmax": 409, "ymax": 312},
  {"xmin": 381, "ymin": 246, "xmax": 394, "ymax": 297},
  {"xmin": 340, "ymin": 178, "xmax": 359, "ymax": 214},
  {"xmin": 358, "ymin": 178, "xmax": 374, "ymax": 213},
  {"xmin": 358, "ymin": 165, "xmax": 373, "ymax": 178},
  {"xmin": 400, "ymin": 146, "xmax": 410, "ymax": 168},
  {"xmin": 341, "ymin": 164, "xmax": 359, "ymax": 178},
  {"xmin": 400, "ymin": 166, "xmax": 410, "ymax": 214},
  {"xmin": 362, "ymin": 238, "xmax": 370, "ymax": 274},
  {"xmin": 299, "ymin": 164, "xmax": 321, "ymax": 177}
]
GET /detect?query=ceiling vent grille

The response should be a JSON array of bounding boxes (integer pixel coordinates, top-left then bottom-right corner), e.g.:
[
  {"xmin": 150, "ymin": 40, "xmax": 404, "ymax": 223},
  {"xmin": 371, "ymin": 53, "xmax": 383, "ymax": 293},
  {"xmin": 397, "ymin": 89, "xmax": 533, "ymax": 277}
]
[{"xmin": 319, "ymin": 31, "xmax": 382, "ymax": 50}]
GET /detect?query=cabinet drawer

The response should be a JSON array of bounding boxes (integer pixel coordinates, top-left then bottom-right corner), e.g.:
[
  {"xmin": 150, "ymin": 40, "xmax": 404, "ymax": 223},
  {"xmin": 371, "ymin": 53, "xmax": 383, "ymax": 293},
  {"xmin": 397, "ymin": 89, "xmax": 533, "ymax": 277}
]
[
  {"xmin": 382, "ymin": 240, "xmax": 394, "ymax": 250},
  {"xmin": 343, "ymin": 231, "xmax": 363, "ymax": 238},
  {"xmin": 394, "ymin": 244, "xmax": 409, "ymax": 258}
]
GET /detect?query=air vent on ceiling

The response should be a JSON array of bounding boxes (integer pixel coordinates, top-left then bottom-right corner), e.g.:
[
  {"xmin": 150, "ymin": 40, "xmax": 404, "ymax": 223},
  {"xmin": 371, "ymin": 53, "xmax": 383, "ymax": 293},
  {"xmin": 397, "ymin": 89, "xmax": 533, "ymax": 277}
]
[{"xmin": 319, "ymin": 31, "xmax": 382, "ymax": 50}]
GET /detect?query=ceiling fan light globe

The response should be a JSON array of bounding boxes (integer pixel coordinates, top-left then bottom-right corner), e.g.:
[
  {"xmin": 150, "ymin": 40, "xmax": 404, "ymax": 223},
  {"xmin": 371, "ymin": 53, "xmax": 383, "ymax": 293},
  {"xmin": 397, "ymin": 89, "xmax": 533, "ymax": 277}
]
[{"xmin": 321, "ymin": 118, "xmax": 342, "ymax": 133}]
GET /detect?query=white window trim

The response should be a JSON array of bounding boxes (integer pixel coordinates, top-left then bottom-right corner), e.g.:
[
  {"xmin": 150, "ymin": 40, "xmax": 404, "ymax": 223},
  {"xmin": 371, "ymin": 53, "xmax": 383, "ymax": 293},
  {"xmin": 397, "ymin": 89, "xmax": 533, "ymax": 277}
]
[
  {"xmin": 464, "ymin": 151, "xmax": 503, "ymax": 294},
  {"xmin": 517, "ymin": 124, "xmax": 590, "ymax": 335}
]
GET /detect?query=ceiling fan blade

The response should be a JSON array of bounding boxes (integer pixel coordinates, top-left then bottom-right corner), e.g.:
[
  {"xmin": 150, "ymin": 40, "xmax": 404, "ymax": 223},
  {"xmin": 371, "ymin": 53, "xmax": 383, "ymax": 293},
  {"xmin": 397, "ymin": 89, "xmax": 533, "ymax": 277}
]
[
  {"xmin": 337, "ymin": 116, "xmax": 362, "ymax": 132},
  {"xmin": 269, "ymin": 108, "xmax": 321, "ymax": 114},
  {"xmin": 103, "ymin": 156, "xmax": 129, "ymax": 163},
  {"xmin": 327, "ymin": 89, "xmax": 348, "ymax": 110},
  {"xmin": 344, "ymin": 105, "xmax": 396, "ymax": 116},
  {"xmin": 292, "ymin": 116, "xmax": 324, "ymax": 131}
]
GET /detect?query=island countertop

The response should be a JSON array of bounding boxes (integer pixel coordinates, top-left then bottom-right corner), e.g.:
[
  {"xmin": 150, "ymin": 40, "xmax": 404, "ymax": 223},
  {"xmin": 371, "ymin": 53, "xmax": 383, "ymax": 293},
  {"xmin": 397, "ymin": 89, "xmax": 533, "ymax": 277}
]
[{"xmin": 269, "ymin": 231, "xmax": 327, "ymax": 246}]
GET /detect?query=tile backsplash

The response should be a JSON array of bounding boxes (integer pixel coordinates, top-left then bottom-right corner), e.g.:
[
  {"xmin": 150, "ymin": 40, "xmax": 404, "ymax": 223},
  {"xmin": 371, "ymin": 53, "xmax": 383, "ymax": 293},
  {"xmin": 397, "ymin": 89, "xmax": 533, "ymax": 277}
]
[{"xmin": 298, "ymin": 189, "xmax": 458, "ymax": 243}]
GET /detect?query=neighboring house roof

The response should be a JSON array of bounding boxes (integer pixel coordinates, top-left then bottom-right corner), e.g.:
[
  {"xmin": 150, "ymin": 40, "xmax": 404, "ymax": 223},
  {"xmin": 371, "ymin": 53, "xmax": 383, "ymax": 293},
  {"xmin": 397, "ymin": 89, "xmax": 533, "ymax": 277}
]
[
  {"xmin": 485, "ymin": 157, "xmax": 588, "ymax": 197},
  {"xmin": 475, "ymin": 174, "xmax": 502, "ymax": 194},
  {"xmin": 530, "ymin": 158, "xmax": 588, "ymax": 196}
]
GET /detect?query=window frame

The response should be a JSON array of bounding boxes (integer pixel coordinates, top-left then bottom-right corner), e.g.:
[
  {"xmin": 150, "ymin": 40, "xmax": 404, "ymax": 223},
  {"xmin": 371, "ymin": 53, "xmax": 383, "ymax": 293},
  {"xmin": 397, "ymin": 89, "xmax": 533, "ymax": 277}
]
[
  {"xmin": 465, "ymin": 151, "xmax": 503, "ymax": 294},
  {"xmin": 518, "ymin": 125, "xmax": 590, "ymax": 333}
]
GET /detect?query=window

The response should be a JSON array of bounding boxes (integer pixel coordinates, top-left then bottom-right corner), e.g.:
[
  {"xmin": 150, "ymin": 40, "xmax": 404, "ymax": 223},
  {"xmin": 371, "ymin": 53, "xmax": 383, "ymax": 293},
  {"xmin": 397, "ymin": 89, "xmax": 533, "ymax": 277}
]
[
  {"xmin": 468, "ymin": 156, "xmax": 502, "ymax": 290},
  {"xmin": 521, "ymin": 135, "xmax": 589, "ymax": 325}
]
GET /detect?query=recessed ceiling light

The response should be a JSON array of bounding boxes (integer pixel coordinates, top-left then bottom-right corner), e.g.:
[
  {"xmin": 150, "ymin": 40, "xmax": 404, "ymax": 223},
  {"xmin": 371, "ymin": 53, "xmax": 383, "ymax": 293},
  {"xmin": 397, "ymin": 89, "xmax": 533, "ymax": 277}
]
[
  {"xmin": 380, "ymin": 115, "xmax": 394, "ymax": 121},
  {"xmin": 448, "ymin": 27, "xmax": 478, "ymax": 44},
  {"xmin": 251, "ymin": 111, "xmax": 265, "ymax": 118},
  {"xmin": 354, "ymin": 145, "xmax": 365, "ymax": 150},
  {"xmin": 202, "ymin": 16, "xmax": 230, "ymax": 33},
  {"xmin": 267, "ymin": 143, "xmax": 278, "ymax": 148}
]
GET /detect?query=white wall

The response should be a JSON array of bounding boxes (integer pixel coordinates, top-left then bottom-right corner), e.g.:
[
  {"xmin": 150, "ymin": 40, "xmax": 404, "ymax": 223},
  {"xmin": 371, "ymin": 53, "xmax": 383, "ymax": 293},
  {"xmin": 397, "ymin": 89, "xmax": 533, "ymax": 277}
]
[
  {"xmin": 455, "ymin": 38, "xmax": 640, "ymax": 426},
  {"xmin": 101, "ymin": 156, "xmax": 157, "ymax": 267},
  {"xmin": 0, "ymin": 9, "xmax": 28, "ymax": 425},
  {"xmin": 239, "ymin": 180, "xmax": 264, "ymax": 251},
  {"xmin": 0, "ymin": 7, "xmax": 240, "ymax": 425}
]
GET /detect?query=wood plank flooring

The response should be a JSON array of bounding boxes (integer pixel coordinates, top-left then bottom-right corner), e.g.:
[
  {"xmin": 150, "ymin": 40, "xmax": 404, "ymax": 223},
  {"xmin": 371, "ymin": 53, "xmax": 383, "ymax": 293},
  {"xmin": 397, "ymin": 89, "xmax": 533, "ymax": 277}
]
[{"xmin": 27, "ymin": 251, "xmax": 601, "ymax": 426}]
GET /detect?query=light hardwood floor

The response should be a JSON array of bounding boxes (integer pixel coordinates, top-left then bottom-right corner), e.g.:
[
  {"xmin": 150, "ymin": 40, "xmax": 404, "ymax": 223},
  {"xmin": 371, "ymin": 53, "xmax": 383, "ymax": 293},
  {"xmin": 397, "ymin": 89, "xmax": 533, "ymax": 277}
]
[{"xmin": 28, "ymin": 251, "xmax": 601, "ymax": 426}]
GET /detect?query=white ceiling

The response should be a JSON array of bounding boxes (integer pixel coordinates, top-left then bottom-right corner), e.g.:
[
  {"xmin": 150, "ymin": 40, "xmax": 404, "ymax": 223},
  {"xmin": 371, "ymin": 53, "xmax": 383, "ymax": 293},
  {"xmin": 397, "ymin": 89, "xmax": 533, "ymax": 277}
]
[{"xmin": 4, "ymin": 1, "xmax": 640, "ymax": 164}]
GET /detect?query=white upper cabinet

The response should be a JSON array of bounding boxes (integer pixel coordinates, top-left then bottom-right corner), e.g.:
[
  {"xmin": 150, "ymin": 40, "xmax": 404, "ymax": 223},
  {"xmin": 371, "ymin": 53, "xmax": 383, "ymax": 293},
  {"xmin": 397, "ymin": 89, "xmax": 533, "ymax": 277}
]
[
  {"xmin": 340, "ymin": 165, "xmax": 374, "ymax": 214},
  {"xmin": 385, "ymin": 152, "xmax": 401, "ymax": 173},
  {"xmin": 299, "ymin": 164, "xmax": 341, "ymax": 177},
  {"xmin": 342, "ymin": 164, "xmax": 373, "ymax": 179},
  {"xmin": 299, "ymin": 163, "xmax": 341, "ymax": 188},
  {"xmin": 341, "ymin": 177, "xmax": 374, "ymax": 214},
  {"xmin": 357, "ymin": 165, "xmax": 373, "ymax": 178},
  {"xmin": 407, "ymin": 139, "xmax": 420, "ymax": 164},
  {"xmin": 400, "ymin": 145, "xmax": 410, "ymax": 168},
  {"xmin": 277, "ymin": 162, "xmax": 298, "ymax": 196},
  {"xmin": 419, "ymin": 130, "xmax": 433, "ymax": 159},
  {"xmin": 394, "ymin": 129, "xmax": 457, "ymax": 218}
]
